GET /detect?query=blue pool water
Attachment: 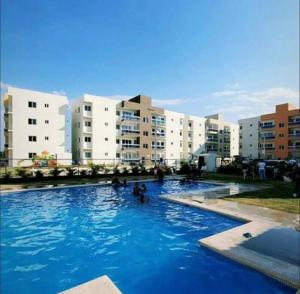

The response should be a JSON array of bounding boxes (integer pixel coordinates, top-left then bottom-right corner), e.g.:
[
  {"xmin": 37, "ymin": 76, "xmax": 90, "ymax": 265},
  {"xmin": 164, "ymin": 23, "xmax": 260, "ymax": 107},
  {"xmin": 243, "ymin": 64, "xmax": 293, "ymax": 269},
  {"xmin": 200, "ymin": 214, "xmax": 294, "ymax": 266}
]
[{"xmin": 1, "ymin": 180, "xmax": 293, "ymax": 294}]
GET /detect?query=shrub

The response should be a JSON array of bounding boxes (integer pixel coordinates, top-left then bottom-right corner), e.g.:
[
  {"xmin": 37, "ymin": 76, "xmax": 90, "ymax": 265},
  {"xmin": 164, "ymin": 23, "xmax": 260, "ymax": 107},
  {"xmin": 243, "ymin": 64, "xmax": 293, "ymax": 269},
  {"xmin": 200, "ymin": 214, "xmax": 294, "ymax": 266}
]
[
  {"xmin": 15, "ymin": 167, "xmax": 29, "ymax": 179},
  {"xmin": 50, "ymin": 167, "xmax": 63, "ymax": 178},
  {"xmin": 179, "ymin": 161, "xmax": 190, "ymax": 175},
  {"xmin": 35, "ymin": 170, "xmax": 44, "ymax": 179},
  {"xmin": 66, "ymin": 167, "xmax": 76, "ymax": 177},
  {"xmin": 131, "ymin": 165, "xmax": 139, "ymax": 175},
  {"xmin": 217, "ymin": 165, "xmax": 242, "ymax": 175},
  {"xmin": 113, "ymin": 166, "xmax": 120, "ymax": 176},
  {"xmin": 80, "ymin": 169, "xmax": 88, "ymax": 177},
  {"xmin": 122, "ymin": 167, "xmax": 129, "ymax": 176},
  {"xmin": 89, "ymin": 164, "xmax": 100, "ymax": 177},
  {"xmin": 3, "ymin": 171, "xmax": 12, "ymax": 180}
]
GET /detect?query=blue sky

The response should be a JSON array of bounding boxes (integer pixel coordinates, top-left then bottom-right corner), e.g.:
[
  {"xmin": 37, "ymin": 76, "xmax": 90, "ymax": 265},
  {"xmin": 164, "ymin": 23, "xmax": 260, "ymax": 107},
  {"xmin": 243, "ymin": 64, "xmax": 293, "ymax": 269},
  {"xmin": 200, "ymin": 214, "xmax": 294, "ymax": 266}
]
[{"xmin": 1, "ymin": 0, "xmax": 299, "ymax": 122}]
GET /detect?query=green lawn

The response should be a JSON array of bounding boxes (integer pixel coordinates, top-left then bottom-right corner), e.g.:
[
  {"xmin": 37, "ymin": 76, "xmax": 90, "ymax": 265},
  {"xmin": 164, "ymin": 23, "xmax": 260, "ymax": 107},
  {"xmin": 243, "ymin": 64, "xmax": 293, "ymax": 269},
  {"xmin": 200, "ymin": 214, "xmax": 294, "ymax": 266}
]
[{"xmin": 202, "ymin": 172, "xmax": 299, "ymax": 214}]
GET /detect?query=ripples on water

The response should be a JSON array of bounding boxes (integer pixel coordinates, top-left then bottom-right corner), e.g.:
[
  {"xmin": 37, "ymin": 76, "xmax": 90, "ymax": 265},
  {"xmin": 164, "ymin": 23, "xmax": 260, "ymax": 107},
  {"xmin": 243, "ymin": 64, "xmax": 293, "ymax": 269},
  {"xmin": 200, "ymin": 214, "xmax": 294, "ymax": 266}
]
[{"xmin": 1, "ymin": 180, "xmax": 293, "ymax": 294}]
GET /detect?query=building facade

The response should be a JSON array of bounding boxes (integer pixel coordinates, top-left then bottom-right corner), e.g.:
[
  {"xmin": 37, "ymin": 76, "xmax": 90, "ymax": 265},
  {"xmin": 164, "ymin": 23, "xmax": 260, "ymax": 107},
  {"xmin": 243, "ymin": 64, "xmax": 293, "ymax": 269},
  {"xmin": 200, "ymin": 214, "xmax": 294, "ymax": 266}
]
[
  {"xmin": 205, "ymin": 114, "xmax": 239, "ymax": 158},
  {"xmin": 238, "ymin": 116, "xmax": 260, "ymax": 159},
  {"xmin": 3, "ymin": 87, "xmax": 71, "ymax": 167},
  {"xmin": 259, "ymin": 103, "xmax": 300, "ymax": 160},
  {"xmin": 72, "ymin": 94, "xmax": 119, "ymax": 165}
]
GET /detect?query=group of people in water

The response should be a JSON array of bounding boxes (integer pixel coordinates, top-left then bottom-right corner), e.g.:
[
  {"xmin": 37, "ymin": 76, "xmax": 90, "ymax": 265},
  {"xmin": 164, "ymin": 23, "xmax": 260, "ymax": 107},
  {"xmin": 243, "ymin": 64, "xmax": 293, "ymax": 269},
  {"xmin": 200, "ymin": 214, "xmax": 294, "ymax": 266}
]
[{"xmin": 111, "ymin": 176, "xmax": 148, "ymax": 203}]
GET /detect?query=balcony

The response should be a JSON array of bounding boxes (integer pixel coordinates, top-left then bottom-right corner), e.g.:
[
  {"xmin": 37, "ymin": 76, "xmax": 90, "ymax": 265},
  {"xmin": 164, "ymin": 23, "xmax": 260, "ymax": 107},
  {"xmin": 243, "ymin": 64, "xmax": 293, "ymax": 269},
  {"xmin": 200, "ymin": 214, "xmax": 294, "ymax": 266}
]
[
  {"xmin": 207, "ymin": 128, "xmax": 218, "ymax": 133},
  {"xmin": 152, "ymin": 132, "xmax": 165, "ymax": 137},
  {"xmin": 83, "ymin": 127, "xmax": 92, "ymax": 133},
  {"xmin": 152, "ymin": 145, "xmax": 165, "ymax": 150},
  {"xmin": 288, "ymin": 120, "xmax": 300, "ymax": 126},
  {"xmin": 207, "ymin": 138, "xmax": 218, "ymax": 142},
  {"xmin": 83, "ymin": 143, "xmax": 92, "ymax": 149},
  {"xmin": 207, "ymin": 149, "xmax": 218, "ymax": 152},
  {"xmin": 288, "ymin": 145, "xmax": 300, "ymax": 150},
  {"xmin": 260, "ymin": 124, "xmax": 275, "ymax": 129},
  {"xmin": 121, "ymin": 115, "xmax": 140, "ymax": 122},
  {"xmin": 224, "ymin": 140, "xmax": 231, "ymax": 143},
  {"xmin": 121, "ymin": 144, "xmax": 140, "ymax": 149},
  {"xmin": 152, "ymin": 120, "xmax": 165, "ymax": 126},
  {"xmin": 289, "ymin": 133, "xmax": 300, "ymax": 138},
  {"xmin": 264, "ymin": 147, "xmax": 275, "ymax": 150},
  {"xmin": 261, "ymin": 136, "xmax": 275, "ymax": 140},
  {"xmin": 224, "ymin": 130, "xmax": 231, "ymax": 134},
  {"xmin": 120, "ymin": 129, "xmax": 140, "ymax": 136}
]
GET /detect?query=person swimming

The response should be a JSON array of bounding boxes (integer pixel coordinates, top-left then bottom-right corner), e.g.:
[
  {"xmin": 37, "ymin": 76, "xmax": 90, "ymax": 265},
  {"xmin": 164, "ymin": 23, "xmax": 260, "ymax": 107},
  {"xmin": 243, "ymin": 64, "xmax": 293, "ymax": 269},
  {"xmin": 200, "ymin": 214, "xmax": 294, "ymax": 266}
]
[
  {"xmin": 141, "ymin": 183, "xmax": 147, "ymax": 193},
  {"xmin": 133, "ymin": 183, "xmax": 140, "ymax": 196},
  {"xmin": 112, "ymin": 176, "xmax": 120, "ymax": 187}
]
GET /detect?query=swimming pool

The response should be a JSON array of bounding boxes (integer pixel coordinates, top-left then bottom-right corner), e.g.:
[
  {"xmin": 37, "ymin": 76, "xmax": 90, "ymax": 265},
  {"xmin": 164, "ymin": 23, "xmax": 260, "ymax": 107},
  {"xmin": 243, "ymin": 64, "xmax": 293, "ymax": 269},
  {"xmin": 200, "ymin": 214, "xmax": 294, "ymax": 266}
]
[{"xmin": 1, "ymin": 180, "xmax": 293, "ymax": 293}]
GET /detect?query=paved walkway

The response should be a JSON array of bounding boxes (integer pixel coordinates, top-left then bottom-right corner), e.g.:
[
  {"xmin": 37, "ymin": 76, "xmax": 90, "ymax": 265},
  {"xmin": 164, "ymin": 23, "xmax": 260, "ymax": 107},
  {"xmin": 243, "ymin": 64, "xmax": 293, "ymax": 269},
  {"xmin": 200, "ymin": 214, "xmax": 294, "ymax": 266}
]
[{"xmin": 161, "ymin": 195, "xmax": 300, "ymax": 289}]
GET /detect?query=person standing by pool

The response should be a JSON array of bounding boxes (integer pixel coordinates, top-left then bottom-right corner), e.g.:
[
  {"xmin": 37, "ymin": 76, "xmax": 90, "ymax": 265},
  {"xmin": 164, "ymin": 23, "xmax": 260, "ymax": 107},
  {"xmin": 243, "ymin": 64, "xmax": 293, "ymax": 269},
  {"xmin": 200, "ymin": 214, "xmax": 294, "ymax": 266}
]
[
  {"xmin": 133, "ymin": 183, "xmax": 140, "ymax": 196},
  {"xmin": 258, "ymin": 160, "xmax": 266, "ymax": 180}
]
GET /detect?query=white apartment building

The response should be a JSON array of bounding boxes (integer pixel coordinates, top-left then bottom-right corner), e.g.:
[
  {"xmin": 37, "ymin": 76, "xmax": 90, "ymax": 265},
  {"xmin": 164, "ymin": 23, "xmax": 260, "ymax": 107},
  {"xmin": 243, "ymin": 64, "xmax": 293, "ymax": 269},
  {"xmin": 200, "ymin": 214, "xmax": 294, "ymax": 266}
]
[
  {"xmin": 72, "ymin": 94, "xmax": 118, "ymax": 165},
  {"xmin": 3, "ymin": 87, "xmax": 71, "ymax": 167},
  {"xmin": 205, "ymin": 114, "xmax": 239, "ymax": 158},
  {"xmin": 238, "ymin": 116, "xmax": 260, "ymax": 159}
]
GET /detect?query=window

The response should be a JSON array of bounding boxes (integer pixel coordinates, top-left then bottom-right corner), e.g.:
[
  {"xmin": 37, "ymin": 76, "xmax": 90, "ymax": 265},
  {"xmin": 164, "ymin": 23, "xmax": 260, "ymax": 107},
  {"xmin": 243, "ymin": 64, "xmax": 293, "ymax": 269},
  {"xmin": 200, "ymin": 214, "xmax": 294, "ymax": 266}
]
[
  {"xmin": 45, "ymin": 120, "xmax": 49, "ymax": 124},
  {"xmin": 105, "ymin": 122, "xmax": 108, "ymax": 126},
  {"xmin": 171, "ymin": 142, "xmax": 174, "ymax": 145},
  {"xmin": 105, "ymin": 138, "xmax": 108, "ymax": 141},
  {"xmin": 143, "ymin": 144, "xmax": 148, "ymax": 149},
  {"xmin": 85, "ymin": 121, "xmax": 91, "ymax": 127},
  {"xmin": 105, "ymin": 107, "xmax": 108, "ymax": 111},
  {"xmin": 279, "ymin": 133, "xmax": 284, "ymax": 138},
  {"xmin": 220, "ymin": 139, "xmax": 222, "ymax": 143},
  {"xmin": 171, "ymin": 118, "xmax": 174, "ymax": 122},
  {"xmin": 85, "ymin": 152, "xmax": 92, "ymax": 158},
  {"xmin": 250, "ymin": 124, "xmax": 253, "ymax": 127},
  {"xmin": 116, "ymin": 139, "xmax": 120, "ymax": 144},
  {"xmin": 84, "ymin": 105, "xmax": 91, "ymax": 111},
  {"xmin": 116, "ymin": 125, "xmax": 120, "ymax": 130},
  {"xmin": 171, "ymin": 130, "xmax": 174, "ymax": 133},
  {"xmin": 77, "ymin": 107, "xmax": 80, "ymax": 113},
  {"xmin": 188, "ymin": 143, "xmax": 192, "ymax": 148},
  {"xmin": 84, "ymin": 137, "xmax": 91, "ymax": 142},
  {"xmin": 188, "ymin": 122, "xmax": 192, "ymax": 127},
  {"xmin": 28, "ymin": 118, "xmax": 37, "ymax": 125},
  {"xmin": 250, "ymin": 134, "xmax": 253, "ymax": 137},
  {"xmin": 180, "ymin": 131, "xmax": 182, "ymax": 136},
  {"xmin": 279, "ymin": 145, "xmax": 284, "ymax": 150},
  {"xmin": 105, "ymin": 152, "xmax": 108, "ymax": 156},
  {"xmin": 116, "ymin": 110, "xmax": 120, "ymax": 115},
  {"xmin": 240, "ymin": 126, "xmax": 243, "ymax": 130},
  {"xmin": 28, "ymin": 136, "xmax": 37, "ymax": 142},
  {"xmin": 219, "ymin": 130, "xmax": 223, "ymax": 134},
  {"xmin": 199, "ymin": 134, "xmax": 201, "ymax": 137},
  {"xmin": 279, "ymin": 123, "xmax": 284, "ymax": 127},
  {"xmin": 116, "ymin": 153, "xmax": 120, "ymax": 158},
  {"xmin": 77, "ymin": 122, "xmax": 80, "ymax": 128},
  {"xmin": 143, "ymin": 131, "xmax": 148, "ymax": 136},
  {"xmin": 250, "ymin": 144, "xmax": 253, "ymax": 147},
  {"xmin": 45, "ymin": 136, "xmax": 49, "ymax": 141},
  {"xmin": 28, "ymin": 152, "xmax": 37, "ymax": 159},
  {"xmin": 44, "ymin": 103, "xmax": 49, "ymax": 108},
  {"xmin": 78, "ymin": 137, "xmax": 80, "ymax": 143},
  {"xmin": 143, "ymin": 117, "xmax": 149, "ymax": 123},
  {"xmin": 28, "ymin": 101, "xmax": 37, "ymax": 108}
]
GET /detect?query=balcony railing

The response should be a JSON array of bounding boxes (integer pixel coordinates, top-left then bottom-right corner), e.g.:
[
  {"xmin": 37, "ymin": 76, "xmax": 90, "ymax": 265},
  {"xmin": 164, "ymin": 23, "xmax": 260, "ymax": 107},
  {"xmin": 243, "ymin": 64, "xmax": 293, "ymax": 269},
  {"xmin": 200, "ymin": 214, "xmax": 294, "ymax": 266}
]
[
  {"xmin": 264, "ymin": 147, "xmax": 275, "ymax": 150},
  {"xmin": 288, "ymin": 121, "xmax": 300, "ymax": 126},
  {"xmin": 260, "ymin": 124, "xmax": 275, "ymax": 129},
  {"xmin": 289, "ymin": 133, "xmax": 300, "ymax": 138},
  {"xmin": 261, "ymin": 136, "xmax": 275, "ymax": 140},
  {"xmin": 207, "ymin": 128, "xmax": 218, "ymax": 132},
  {"xmin": 121, "ymin": 115, "xmax": 140, "ymax": 121},
  {"xmin": 288, "ymin": 145, "xmax": 300, "ymax": 149},
  {"xmin": 152, "ymin": 145, "xmax": 165, "ymax": 149},
  {"xmin": 121, "ymin": 130, "xmax": 140, "ymax": 135},
  {"xmin": 207, "ymin": 138, "xmax": 218, "ymax": 142},
  {"xmin": 224, "ymin": 140, "xmax": 230, "ymax": 143},
  {"xmin": 121, "ymin": 144, "xmax": 140, "ymax": 149},
  {"xmin": 152, "ymin": 120, "xmax": 165, "ymax": 126},
  {"xmin": 152, "ymin": 132, "xmax": 165, "ymax": 137}
]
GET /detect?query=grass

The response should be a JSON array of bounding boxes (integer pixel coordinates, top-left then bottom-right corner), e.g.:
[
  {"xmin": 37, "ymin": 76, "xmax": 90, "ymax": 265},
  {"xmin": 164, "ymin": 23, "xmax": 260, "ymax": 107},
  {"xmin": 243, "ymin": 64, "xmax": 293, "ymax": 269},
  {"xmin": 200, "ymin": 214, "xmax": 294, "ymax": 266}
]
[{"xmin": 202, "ymin": 172, "xmax": 299, "ymax": 214}]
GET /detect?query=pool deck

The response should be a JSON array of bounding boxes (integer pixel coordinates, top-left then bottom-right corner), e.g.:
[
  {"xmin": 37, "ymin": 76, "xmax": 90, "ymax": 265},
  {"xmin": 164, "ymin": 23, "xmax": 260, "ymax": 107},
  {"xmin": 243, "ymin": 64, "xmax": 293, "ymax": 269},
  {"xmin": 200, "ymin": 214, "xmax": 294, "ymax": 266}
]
[
  {"xmin": 161, "ymin": 195, "xmax": 300, "ymax": 289},
  {"xmin": 58, "ymin": 275, "xmax": 122, "ymax": 294}
]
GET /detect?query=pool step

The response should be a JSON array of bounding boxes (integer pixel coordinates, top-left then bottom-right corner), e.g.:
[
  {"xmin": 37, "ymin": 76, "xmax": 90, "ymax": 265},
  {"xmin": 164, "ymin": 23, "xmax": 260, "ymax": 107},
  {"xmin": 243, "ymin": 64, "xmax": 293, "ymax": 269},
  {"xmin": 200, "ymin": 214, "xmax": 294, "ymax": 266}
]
[{"xmin": 58, "ymin": 275, "xmax": 122, "ymax": 294}]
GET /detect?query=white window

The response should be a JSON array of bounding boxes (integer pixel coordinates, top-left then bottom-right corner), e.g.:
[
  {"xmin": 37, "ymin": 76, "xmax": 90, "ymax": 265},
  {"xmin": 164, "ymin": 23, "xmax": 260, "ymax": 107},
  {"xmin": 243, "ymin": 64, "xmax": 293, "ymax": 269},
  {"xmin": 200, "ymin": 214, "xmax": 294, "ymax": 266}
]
[
  {"xmin": 44, "ymin": 103, "xmax": 49, "ymax": 108},
  {"xmin": 28, "ymin": 118, "xmax": 37, "ymax": 125},
  {"xmin": 105, "ymin": 122, "xmax": 108, "ymax": 126},
  {"xmin": 105, "ymin": 152, "xmax": 108, "ymax": 156},
  {"xmin": 105, "ymin": 138, "xmax": 108, "ymax": 141},
  {"xmin": 29, "ymin": 136, "xmax": 37, "ymax": 142},
  {"xmin": 84, "ymin": 105, "xmax": 91, "ymax": 111},
  {"xmin": 85, "ymin": 152, "xmax": 92, "ymax": 158},
  {"xmin": 84, "ymin": 137, "xmax": 91, "ymax": 142},
  {"xmin": 28, "ymin": 152, "xmax": 37, "ymax": 159},
  {"xmin": 28, "ymin": 101, "xmax": 37, "ymax": 108},
  {"xmin": 85, "ymin": 121, "xmax": 91, "ymax": 127},
  {"xmin": 45, "ymin": 120, "xmax": 49, "ymax": 124},
  {"xmin": 105, "ymin": 107, "xmax": 109, "ymax": 111},
  {"xmin": 45, "ymin": 136, "xmax": 49, "ymax": 141}
]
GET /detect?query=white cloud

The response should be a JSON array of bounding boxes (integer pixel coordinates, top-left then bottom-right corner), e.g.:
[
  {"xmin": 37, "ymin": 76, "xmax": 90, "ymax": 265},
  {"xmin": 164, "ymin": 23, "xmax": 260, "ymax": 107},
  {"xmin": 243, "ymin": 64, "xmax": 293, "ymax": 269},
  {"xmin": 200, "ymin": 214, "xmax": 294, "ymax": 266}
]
[
  {"xmin": 52, "ymin": 89, "xmax": 66, "ymax": 96},
  {"xmin": 212, "ymin": 89, "xmax": 246, "ymax": 97}
]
